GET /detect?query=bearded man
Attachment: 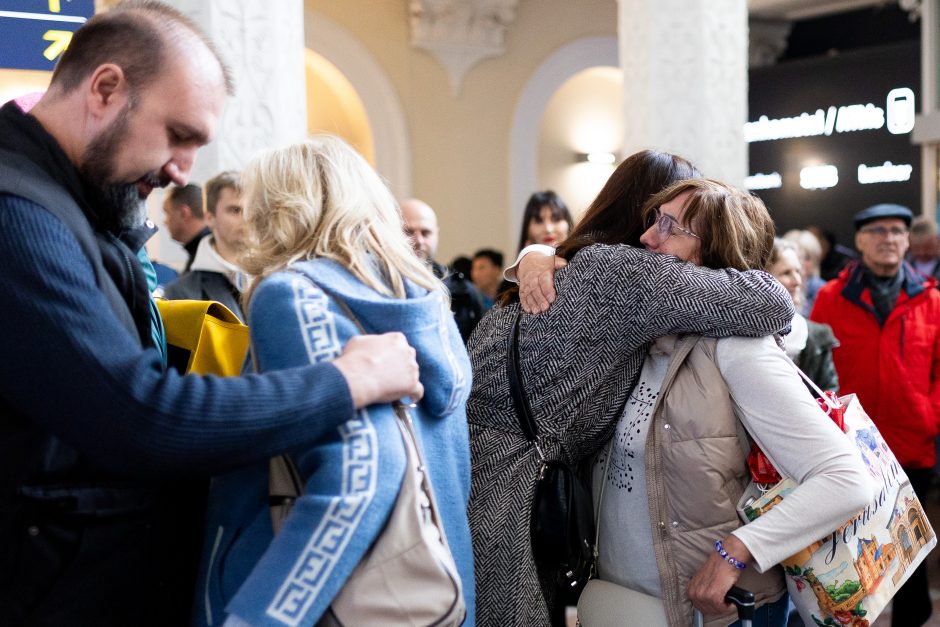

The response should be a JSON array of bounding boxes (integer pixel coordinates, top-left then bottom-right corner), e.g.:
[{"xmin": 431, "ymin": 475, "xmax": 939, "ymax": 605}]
[{"xmin": 0, "ymin": 2, "xmax": 422, "ymax": 624}]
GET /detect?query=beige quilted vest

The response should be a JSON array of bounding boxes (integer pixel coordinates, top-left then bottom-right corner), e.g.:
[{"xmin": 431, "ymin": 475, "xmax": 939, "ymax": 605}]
[{"xmin": 645, "ymin": 335, "xmax": 786, "ymax": 627}]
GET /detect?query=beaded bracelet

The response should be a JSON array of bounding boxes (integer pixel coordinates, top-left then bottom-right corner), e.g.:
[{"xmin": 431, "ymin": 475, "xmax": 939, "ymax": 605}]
[{"xmin": 714, "ymin": 539, "xmax": 747, "ymax": 570}]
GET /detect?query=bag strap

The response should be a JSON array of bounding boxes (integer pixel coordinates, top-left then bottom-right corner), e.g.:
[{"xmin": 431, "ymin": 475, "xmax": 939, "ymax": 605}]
[
  {"xmin": 791, "ymin": 361, "xmax": 839, "ymax": 412},
  {"xmin": 507, "ymin": 311, "xmax": 546, "ymax": 460},
  {"xmin": 320, "ymin": 278, "xmax": 453, "ymax": 538},
  {"xmin": 591, "ymin": 441, "xmax": 614, "ymax": 573},
  {"xmin": 732, "ymin": 354, "xmax": 840, "ymax": 469}
]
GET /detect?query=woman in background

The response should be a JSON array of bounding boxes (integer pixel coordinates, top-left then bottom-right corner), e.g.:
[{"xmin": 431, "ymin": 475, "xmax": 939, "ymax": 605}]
[
  {"xmin": 783, "ymin": 228, "xmax": 825, "ymax": 315},
  {"xmin": 765, "ymin": 238, "xmax": 839, "ymax": 392},
  {"xmin": 516, "ymin": 190, "xmax": 574, "ymax": 253},
  {"xmin": 195, "ymin": 136, "xmax": 475, "ymax": 626}
]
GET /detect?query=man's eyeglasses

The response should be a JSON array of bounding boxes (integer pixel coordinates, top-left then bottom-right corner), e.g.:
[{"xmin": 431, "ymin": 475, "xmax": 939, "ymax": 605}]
[
  {"xmin": 859, "ymin": 225, "xmax": 908, "ymax": 238},
  {"xmin": 651, "ymin": 207, "xmax": 700, "ymax": 240}
]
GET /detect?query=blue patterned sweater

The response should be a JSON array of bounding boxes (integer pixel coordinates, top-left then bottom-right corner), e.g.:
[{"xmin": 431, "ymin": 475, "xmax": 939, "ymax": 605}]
[{"xmin": 196, "ymin": 258, "xmax": 475, "ymax": 627}]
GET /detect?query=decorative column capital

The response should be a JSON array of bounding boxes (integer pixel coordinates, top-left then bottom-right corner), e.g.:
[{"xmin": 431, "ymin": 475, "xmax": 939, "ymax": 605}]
[{"xmin": 409, "ymin": 0, "xmax": 520, "ymax": 96}]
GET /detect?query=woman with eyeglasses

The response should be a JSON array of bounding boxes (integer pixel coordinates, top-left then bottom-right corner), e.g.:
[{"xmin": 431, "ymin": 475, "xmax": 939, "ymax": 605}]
[
  {"xmin": 505, "ymin": 178, "xmax": 871, "ymax": 627},
  {"xmin": 466, "ymin": 151, "xmax": 801, "ymax": 626}
]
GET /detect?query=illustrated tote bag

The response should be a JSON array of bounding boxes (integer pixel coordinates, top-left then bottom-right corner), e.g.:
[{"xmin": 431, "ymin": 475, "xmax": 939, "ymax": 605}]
[{"xmin": 737, "ymin": 393, "xmax": 936, "ymax": 627}]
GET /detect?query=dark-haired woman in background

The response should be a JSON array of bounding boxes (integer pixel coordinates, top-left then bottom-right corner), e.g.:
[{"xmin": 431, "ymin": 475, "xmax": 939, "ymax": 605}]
[{"xmin": 517, "ymin": 190, "xmax": 574, "ymax": 252}]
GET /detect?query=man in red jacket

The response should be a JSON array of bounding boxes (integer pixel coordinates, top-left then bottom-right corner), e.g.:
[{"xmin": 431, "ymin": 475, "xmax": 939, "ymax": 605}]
[{"xmin": 811, "ymin": 203, "xmax": 940, "ymax": 627}]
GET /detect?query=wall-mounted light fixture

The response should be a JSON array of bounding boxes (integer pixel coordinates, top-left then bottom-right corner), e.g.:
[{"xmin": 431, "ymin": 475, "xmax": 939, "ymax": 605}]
[{"xmin": 575, "ymin": 151, "xmax": 616, "ymax": 165}]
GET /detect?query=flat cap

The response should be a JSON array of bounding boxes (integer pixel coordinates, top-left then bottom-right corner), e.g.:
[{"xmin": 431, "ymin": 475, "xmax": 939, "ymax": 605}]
[{"xmin": 853, "ymin": 203, "xmax": 913, "ymax": 230}]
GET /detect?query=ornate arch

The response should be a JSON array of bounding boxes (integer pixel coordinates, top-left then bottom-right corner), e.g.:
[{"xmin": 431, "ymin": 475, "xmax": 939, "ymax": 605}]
[
  {"xmin": 508, "ymin": 36, "xmax": 618, "ymax": 241},
  {"xmin": 304, "ymin": 10, "xmax": 412, "ymax": 198}
]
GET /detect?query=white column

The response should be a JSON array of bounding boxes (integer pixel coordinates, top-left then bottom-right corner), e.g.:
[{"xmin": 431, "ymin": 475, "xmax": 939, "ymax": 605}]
[
  {"xmin": 617, "ymin": 0, "xmax": 749, "ymax": 185},
  {"xmin": 167, "ymin": 0, "xmax": 307, "ymax": 180},
  {"xmin": 146, "ymin": 0, "xmax": 306, "ymax": 266}
]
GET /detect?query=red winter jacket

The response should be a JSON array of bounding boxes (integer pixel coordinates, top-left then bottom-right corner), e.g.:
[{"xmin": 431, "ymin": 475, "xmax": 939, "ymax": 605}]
[{"xmin": 810, "ymin": 261, "xmax": 940, "ymax": 469}]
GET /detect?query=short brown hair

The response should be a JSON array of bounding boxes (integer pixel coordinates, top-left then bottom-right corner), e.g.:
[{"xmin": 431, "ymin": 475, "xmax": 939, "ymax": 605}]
[
  {"xmin": 910, "ymin": 216, "xmax": 938, "ymax": 241},
  {"xmin": 205, "ymin": 171, "xmax": 242, "ymax": 216},
  {"xmin": 51, "ymin": 0, "xmax": 234, "ymax": 97},
  {"xmin": 642, "ymin": 179, "xmax": 776, "ymax": 271},
  {"xmin": 166, "ymin": 183, "xmax": 204, "ymax": 218}
]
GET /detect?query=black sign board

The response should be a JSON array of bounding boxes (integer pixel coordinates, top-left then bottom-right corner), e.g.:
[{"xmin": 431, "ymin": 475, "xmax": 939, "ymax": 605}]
[{"xmin": 748, "ymin": 41, "xmax": 920, "ymax": 249}]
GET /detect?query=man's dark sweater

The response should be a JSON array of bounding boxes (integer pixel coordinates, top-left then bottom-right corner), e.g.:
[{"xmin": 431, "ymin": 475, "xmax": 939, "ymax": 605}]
[{"xmin": 0, "ymin": 101, "xmax": 354, "ymax": 625}]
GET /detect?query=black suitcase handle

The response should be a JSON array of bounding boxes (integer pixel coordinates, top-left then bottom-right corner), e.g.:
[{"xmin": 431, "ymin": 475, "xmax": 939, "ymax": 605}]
[{"xmin": 724, "ymin": 585, "xmax": 755, "ymax": 621}]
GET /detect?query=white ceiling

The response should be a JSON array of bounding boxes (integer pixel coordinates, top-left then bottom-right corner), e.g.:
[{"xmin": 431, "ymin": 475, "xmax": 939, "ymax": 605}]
[{"xmin": 748, "ymin": 0, "xmax": 889, "ymax": 20}]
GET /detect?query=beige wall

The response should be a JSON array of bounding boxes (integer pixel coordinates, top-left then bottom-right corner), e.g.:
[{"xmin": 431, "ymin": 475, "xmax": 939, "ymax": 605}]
[
  {"xmin": 305, "ymin": 0, "xmax": 617, "ymax": 263},
  {"xmin": 305, "ymin": 50, "xmax": 376, "ymax": 165},
  {"xmin": 538, "ymin": 66, "xmax": 623, "ymax": 221},
  {"xmin": 0, "ymin": 70, "xmax": 52, "ymax": 107}
]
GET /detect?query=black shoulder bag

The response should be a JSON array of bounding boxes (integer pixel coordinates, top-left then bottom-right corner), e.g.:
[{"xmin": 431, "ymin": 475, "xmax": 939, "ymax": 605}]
[{"xmin": 507, "ymin": 312, "xmax": 595, "ymax": 592}]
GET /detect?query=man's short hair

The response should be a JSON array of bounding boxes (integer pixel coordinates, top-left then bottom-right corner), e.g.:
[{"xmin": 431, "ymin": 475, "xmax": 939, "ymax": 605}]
[
  {"xmin": 205, "ymin": 171, "xmax": 242, "ymax": 215},
  {"xmin": 51, "ymin": 0, "xmax": 234, "ymax": 97},
  {"xmin": 166, "ymin": 183, "xmax": 204, "ymax": 218},
  {"xmin": 910, "ymin": 216, "xmax": 938, "ymax": 240},
  {"xmin": 473, "ymin": 248, "xmax": 504, "ymax": 268}
]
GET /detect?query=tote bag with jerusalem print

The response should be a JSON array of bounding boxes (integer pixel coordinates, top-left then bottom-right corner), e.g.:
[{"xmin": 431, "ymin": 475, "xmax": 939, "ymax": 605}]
[{"xmin": 737, "ymin": 393, "xmax": 936, "ymax": 627}]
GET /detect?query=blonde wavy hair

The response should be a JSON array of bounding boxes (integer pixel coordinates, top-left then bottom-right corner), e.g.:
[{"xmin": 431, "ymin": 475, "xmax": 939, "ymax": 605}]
[{"xmin": 241, "ymin": 135, "xmax": 441, "ymax": 300}]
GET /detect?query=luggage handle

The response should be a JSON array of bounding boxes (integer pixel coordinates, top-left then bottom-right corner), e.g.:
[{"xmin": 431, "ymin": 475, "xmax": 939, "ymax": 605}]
[
  {"xmin": 725, "ymin": 585, "xmax": 755, "ymax": 621},
  {"xmin": 692, "ymin": 586, "xmax": 755, "ymax": 627}
]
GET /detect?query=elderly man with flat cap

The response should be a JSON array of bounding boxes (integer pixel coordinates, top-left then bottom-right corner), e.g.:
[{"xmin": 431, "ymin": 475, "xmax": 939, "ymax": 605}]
[{"xmin": 811, "ymin": 203, "xmax": 940, "ymax": 627}]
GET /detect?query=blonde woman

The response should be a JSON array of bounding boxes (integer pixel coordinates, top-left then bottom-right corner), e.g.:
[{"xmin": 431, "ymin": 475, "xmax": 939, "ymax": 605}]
[{"xmin": 194, "ymin": 136, "xmax": 475, "ymax": 626}]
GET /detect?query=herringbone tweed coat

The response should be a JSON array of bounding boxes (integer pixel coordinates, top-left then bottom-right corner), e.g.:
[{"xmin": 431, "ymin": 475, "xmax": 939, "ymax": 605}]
[{"xmin": 466, "ymin": 244, "xmax": 794, "ymax": 626}]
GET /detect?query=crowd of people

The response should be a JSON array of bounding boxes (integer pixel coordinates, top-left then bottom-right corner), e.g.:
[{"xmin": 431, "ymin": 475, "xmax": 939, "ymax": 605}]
[{"xmin": 1, "ymin": 2, "xmax": 938, "ymax": 627}]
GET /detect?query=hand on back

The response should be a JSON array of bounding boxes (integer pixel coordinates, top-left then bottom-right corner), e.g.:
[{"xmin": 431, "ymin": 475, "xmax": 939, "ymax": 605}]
[
  {"xmin": 333, "ymin": 333, "xmax": 423, "ymax": 408},
  {"xmin": 517, "ymin": 253, "xmax": 567, "ymax": 314}
]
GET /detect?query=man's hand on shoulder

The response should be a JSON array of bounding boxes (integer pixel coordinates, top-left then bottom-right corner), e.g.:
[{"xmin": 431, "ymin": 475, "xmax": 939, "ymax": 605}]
[{"xmin": 332, "ymin": 333, "xmax": 423, "ymax": 408}]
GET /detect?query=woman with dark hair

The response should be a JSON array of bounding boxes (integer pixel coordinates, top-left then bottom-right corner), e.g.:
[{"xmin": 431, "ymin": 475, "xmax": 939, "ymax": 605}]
[
  {"xmin": 517, "ymin": 190, "xmax": 574, "ymax": 253},
  {"xmin": 466, "ymin": 150, "xmax": 797, "ymax": 625}
]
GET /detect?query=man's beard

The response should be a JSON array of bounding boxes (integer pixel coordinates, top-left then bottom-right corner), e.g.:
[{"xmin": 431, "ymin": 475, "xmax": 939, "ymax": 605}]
[{"xmin": 79, "ymin": 105, "xmax": 153, "ymax": 231}]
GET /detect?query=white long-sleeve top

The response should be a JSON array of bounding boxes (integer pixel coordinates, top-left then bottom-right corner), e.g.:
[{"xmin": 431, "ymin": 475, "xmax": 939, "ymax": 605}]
[{"xmin": 596, "ymin": 334, "xmax": 873, "ymax": 591}]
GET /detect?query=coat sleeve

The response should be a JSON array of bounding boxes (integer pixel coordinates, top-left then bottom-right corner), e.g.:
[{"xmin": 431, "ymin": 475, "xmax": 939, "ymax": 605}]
[
  {"xmin": 0, "ymin": 196, "xmax": 353, "ymax": 478},
  {"xmin": 716, "ymin": 336, "xmax": 872, "ymax": 572},
  {"xmin": 550, "ymin": 245, "xmax": 795, "ymax": 344},
  {"xmin": 929, "ymin": 302, "xmax": 940, "ymax": 431},
  {"xmin": 228, "ymin": 271, "xmax": 405, "ymax": 627}
]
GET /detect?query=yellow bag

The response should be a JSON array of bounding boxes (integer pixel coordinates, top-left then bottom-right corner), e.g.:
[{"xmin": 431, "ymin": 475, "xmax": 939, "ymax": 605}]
[{"xmin": 155, "ymin": 299, "xmax": 249, "ymax": 376}]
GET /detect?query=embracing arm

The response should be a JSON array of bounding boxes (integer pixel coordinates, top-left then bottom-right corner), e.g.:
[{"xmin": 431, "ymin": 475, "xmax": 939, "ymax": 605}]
[
  {"xmin": 553, "ymin": 245, "xmax": 794, "ymax": 342},
  {"xmin": 0, "ymin": 198, "xmax": 415, "ymax": 477},
  {"xmin": 719, "ymin": 336, "xmax": 872, "ymax": 570},
  {"xmin": 688, "ymin": 336, "xmax": 870, "ymax": 615}
]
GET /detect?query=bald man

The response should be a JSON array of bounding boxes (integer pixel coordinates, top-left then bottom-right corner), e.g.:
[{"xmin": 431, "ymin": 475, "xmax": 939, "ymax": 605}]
[
  {"xmin": 401, "ymin": 198, "xmax": 486, "ymax": 341},
  {"xmin": 0, "ymin": 2, "xmax": 421, "ymax": 623}
]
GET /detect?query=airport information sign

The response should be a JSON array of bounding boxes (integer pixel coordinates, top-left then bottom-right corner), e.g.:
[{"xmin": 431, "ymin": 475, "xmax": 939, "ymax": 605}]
[{"xmin": 0, "ymin": 1, "xmax": 94, "ymax": 71}]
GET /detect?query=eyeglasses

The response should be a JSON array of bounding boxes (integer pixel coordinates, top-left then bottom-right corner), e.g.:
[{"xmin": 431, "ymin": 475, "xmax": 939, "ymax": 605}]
[
  {"xmin": 651, "ymin": 207, "xmax": 700, "ymax": 240},
  {"xmin": 859, "ymin": 226, "xmax": 908, "ymax": 238}
]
